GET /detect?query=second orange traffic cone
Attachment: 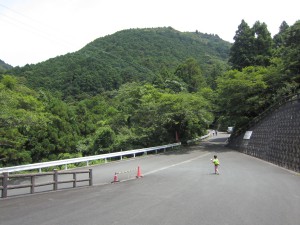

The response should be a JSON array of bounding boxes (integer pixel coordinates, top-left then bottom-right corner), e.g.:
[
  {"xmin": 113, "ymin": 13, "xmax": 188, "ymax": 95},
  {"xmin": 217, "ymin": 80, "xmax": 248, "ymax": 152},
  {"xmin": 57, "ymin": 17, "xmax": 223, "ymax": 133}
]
[
  {"xmin": 112, "ymin": 172, "xmax": 119, "ymax": 183},
  {"xmin": 136, "ymin": 166, "xmax": 143, "ymax": 178}
]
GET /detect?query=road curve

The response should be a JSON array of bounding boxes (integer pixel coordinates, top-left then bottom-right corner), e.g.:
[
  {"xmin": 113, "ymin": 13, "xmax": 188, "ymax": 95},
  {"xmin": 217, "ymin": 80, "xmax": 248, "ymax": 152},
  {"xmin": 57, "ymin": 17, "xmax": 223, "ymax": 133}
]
[{"xmin": 1, "ymin": 133, "xmax": 299, "ymax": 225}]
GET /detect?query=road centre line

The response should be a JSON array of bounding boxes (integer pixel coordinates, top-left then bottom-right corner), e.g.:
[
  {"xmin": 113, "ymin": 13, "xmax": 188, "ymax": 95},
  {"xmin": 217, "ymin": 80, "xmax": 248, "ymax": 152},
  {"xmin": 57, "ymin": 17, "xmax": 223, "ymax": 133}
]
[{"xmin": 143, "ymin": 152, "xmax": 210, "ymax": 176}]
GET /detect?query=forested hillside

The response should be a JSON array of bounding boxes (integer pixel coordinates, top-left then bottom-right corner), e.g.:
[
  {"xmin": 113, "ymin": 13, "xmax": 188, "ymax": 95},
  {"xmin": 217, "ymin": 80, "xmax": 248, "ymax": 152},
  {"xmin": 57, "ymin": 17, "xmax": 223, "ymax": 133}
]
[
  {"xmin": 1, "ymin": 20, "xmax": 299, "ymax": 167},
  {"xmin": 7, "ymin": 27, "xmax": 231, "ymax": 99},
  {"xmin": 0, "ymin": 59, "xmax": 13, "ymax": 72}
]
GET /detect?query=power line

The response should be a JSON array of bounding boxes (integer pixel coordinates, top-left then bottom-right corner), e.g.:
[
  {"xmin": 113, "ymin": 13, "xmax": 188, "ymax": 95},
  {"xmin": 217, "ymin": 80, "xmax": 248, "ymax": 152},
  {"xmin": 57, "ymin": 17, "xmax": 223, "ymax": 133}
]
[
  {"xmin": 0, "ymin": 3, "xmax": 75, "ymax": 49},
  {"xmin": 0, "ymin": 2, "xmax": 157, "ymax": 76}
]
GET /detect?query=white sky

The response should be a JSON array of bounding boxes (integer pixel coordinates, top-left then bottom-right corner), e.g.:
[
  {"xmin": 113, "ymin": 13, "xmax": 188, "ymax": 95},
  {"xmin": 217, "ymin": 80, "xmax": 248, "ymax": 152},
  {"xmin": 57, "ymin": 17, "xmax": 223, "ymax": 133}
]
[{"xmin": 0, "ymin": 0, "xmax": 299, "ymax": 67}]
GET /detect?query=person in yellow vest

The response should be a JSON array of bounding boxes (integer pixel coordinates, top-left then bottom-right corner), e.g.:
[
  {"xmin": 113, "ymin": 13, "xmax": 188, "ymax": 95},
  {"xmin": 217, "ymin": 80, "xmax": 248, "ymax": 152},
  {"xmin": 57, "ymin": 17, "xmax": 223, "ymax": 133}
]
[{"xmin": 211, "ymin": 155, "xmax": 220, "ymax": 174}]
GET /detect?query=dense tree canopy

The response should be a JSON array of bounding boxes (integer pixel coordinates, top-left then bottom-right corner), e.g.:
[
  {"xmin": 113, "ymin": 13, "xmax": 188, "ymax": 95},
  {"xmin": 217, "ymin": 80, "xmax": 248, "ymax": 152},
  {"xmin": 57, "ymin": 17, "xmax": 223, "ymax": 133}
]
[
  {"xmin": 252, "ymin": 21, "xmax": 273, "ymax": 67},
  {"xmin": 280, "ymin": 20, "xmax": 300, "ymax": 77},
  {"xmin": 216, "ymin": 67, "xmax": 268, "ymax": 127},
  {"xmin": 174, "ymin": 58, "xmax": 207, "ymax": 92},
  {"xmin": 1, "ymin": 21, "xmax": 299, "ymax": 167},
  {"xmin": 0, "ymin": 74, "xmax": 213, "ymax": 166},
  {"xmin": 273, "ymin": 21, "xmax": 289, "ymax": 49},
  {"xmin": 229, "ymin": 20, "xmax": 255, "ymax": 70},
  {"xmin": 229, "ymin": 20, "xmax": 273, "ymax": 70},
  {"xmin": 221, "ymin": 20, "xmax": 299, "ymax": 130}
]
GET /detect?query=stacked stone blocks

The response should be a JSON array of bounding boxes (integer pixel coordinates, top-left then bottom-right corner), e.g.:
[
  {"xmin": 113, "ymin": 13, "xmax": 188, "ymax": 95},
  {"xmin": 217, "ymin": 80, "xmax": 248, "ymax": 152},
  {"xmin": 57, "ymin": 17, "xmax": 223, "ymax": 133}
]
[{"xmin": 228, "ymin": 97, "xmax": 300, "ymax": 172}]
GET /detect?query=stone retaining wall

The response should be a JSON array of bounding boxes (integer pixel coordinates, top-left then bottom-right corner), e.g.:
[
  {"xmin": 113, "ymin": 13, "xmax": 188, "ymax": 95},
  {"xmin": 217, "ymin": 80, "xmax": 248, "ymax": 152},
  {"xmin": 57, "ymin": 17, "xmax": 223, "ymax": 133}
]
[{"xmin": 228, "ymin": 97, "xmax": 300, "ymax": 172}]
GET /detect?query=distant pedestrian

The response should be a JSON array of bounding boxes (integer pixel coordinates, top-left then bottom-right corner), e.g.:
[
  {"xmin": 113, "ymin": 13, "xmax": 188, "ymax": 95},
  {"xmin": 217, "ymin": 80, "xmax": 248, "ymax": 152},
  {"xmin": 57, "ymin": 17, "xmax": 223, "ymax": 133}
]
[
  {"xmin": 212, "ymin": 130, "xmax": 215, "ymax": 136},
  {"xmin": 211, "ymin": 155, "xmax": 220, "ymax": 174},
  {"xmin": 215, "ymin": 130, "xmax": 218, "ymax": 136}
]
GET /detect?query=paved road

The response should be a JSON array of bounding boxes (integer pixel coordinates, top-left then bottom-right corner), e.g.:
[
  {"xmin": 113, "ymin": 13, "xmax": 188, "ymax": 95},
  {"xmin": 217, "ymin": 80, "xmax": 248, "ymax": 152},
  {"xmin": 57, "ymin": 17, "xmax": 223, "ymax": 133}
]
[{"xmin": 1, "ymin": 133, "xmax": 299, "ymax": 225}]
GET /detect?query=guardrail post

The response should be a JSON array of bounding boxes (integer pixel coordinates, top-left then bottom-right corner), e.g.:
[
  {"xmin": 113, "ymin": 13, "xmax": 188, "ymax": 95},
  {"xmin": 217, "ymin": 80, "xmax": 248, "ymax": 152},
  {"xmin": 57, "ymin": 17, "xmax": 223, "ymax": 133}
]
[
  {"xmin": 2, "ymin": 172, "xmax": 8, "ymax": 198},
  {"xmin": 31, "ymin": 175, "xmax": 35, "ymax": 194},
  {"xmin": 89, "ymin": 169, "xmax": 93, "ymax": 186},
  {"xmin": 73, "ymin": 173, "xmax": 76, "ymax": 188},
  {"xmin": 53, "ymin": 169, "xmax": 58, "ymax": 191}
]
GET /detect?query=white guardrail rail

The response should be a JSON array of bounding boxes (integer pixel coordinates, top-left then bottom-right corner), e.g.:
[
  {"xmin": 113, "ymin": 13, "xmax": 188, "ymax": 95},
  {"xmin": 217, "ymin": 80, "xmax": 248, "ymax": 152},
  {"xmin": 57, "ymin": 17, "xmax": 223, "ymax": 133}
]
[
  {"xmin": 0, "ymin": 143, "xmax": 181, "ymax": 174},
  {"xmin": 0, "ymin": 133, "xmax": 211, "ymax": 174},
  {"xmin": 186, "ymin": 134, "xmax": 210, "ymax": 144}
]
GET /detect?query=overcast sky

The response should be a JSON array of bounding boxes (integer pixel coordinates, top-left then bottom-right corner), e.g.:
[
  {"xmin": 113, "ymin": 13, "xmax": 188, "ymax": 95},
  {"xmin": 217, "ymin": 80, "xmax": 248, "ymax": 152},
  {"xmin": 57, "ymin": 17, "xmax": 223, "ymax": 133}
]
[{"xmin": 0, "ymin": 0, "xmax": 299, "ymax": 67}]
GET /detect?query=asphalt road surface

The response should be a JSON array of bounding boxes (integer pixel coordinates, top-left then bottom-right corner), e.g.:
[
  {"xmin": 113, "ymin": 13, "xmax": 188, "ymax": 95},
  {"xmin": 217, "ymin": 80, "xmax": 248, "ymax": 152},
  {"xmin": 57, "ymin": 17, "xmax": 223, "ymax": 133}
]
[{"xmin": 1, "ymin": 133, "xmax": 299, "ymax": 225}]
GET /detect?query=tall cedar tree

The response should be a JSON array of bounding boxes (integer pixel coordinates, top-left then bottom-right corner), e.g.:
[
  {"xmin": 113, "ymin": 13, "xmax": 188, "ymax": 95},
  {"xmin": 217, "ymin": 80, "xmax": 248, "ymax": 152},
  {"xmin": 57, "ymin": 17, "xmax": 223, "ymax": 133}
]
[
  {"xmin": 229, "ymin": 20, "xmax": 255, "ymax": 70},
  {"xmin": 281, "ymin": 20, "xmax": 300, "ymax": 77},
  {"xmin": 252, "ymin": 21, "xmax": 273, "ymax": 67},
  {"xmin": 273, "ymin": 21, "xmax": 289, "ymax": 49},
  {"xmin": 229, "ymin": 20, "xmax": 273, "ymax": 70}
]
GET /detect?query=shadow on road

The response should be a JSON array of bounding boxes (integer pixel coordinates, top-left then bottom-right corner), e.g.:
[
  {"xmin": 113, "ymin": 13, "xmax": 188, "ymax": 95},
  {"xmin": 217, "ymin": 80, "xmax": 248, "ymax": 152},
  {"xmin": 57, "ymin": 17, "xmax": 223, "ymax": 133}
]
[
  {"xmin": 208, "ymin": 137, "xmax": 229, "ymax": 143},
  {"xmin": 165, "ymin": 133, "xmax": 232, "ymax": 156}
]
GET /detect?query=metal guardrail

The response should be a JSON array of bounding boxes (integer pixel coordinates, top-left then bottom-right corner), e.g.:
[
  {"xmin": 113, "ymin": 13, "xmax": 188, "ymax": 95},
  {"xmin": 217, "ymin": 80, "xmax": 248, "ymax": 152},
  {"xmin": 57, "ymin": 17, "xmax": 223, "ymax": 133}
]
[
  {"xmin": 0, "ymin": 143, "xmax": 181, "ymax": 174},
  {"xmin": 0, "ymin": 169, "xmax": 93, "ymax": 198},
  {"xmin": 186, "ymin": 134, "xmax": 210, "ymax": 144}
]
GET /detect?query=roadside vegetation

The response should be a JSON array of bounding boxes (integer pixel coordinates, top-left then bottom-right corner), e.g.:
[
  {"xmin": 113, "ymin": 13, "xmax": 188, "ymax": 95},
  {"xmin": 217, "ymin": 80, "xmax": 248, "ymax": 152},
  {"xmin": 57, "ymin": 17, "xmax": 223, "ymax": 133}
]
[{"xmin": 1, "ymin": 21, "xmax": 299, "ymax": 166}]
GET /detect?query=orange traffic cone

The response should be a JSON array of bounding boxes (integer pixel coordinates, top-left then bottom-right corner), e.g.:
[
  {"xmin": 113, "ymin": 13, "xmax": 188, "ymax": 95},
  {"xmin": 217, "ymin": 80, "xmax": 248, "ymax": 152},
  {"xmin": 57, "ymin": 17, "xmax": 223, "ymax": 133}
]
[
  {"xmin": 112, "ymin": 172, "xmax": 119, "ymax": 183},
  {"xmin": 136, "ymin": 166, "xmax": 143, "ymax": 178}
]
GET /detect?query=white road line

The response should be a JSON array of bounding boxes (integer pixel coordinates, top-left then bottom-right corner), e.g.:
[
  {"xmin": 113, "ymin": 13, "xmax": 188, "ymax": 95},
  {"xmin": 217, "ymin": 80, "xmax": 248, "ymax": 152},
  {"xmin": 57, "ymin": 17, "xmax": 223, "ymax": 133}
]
[{"xmin": 144, "ymin": 152, "xmax": 210, "ymax": 175}]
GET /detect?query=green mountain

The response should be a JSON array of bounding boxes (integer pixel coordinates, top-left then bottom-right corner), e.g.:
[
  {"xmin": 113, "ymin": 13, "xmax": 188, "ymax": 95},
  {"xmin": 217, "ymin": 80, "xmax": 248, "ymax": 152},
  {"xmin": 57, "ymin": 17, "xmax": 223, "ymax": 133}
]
[
  {"xmin": 0, "ymin": 59, "xmax": 13, "ymax": 71},
  {"xmin": 6, "ymin": 27, "xmax": 231, "ymax": 98}
]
